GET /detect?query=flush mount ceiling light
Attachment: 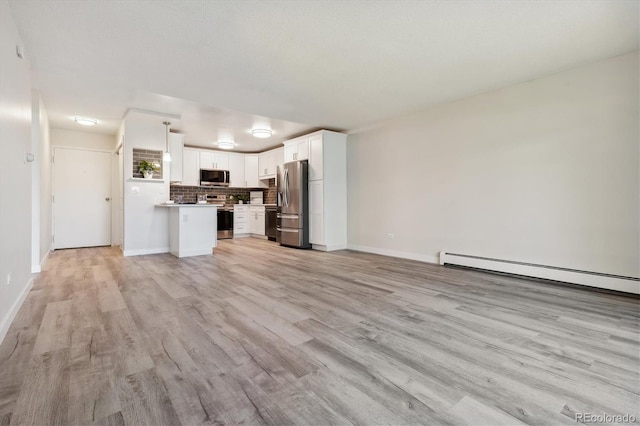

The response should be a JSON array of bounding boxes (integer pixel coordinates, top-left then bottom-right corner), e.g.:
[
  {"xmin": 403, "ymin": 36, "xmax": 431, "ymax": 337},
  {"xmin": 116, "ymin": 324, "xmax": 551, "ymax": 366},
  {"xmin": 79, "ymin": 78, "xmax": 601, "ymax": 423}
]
[
  {"xmin": 250, "ymin": 128, "xmax": 272, "ymax": 138},
  {"xmin": 73, "ymin": 117, "xmax": 97, "ymax": 126},
  {"xmin": 216, "ymin": 140, "xmax": 236, "ymax": 150}
]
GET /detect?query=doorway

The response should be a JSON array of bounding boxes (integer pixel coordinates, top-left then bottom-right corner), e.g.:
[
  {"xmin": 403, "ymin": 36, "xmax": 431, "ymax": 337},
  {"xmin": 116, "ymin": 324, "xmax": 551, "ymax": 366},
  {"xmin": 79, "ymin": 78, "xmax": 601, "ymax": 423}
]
[{"xmin": 53, "ymin": 147, "xmax": 112, "ymax": 249}]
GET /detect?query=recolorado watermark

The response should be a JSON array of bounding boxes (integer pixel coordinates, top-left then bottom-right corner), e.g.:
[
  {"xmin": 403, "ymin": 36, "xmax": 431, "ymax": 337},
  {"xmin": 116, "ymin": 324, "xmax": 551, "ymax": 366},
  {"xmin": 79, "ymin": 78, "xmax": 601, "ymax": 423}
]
[{"xmin": 575, "ymin": 412, "xmax": 637, "ymax": 424}]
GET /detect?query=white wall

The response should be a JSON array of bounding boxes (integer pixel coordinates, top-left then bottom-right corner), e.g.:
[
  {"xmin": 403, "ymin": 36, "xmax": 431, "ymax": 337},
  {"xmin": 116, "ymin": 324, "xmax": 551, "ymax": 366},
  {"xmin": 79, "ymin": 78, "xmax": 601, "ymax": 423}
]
[
  {"xmin": 31, "ymin": 92, "xmax": 51, "ymax": 272},
  {"xmin": 50, "ymin": 127, "xmax": 116, "ymax": 151},
  {"xmin": 0, "ymin": 0, "xmax": 35, "ymax": 342},
  {"xmin": 347, "ymin": 51, "xmax": 639, "ymax": 279},
  {"xmin": 39, "ymin": 99, "xmax": 51, "ymax": 264},
  {"xmin": 113, "ymin": 124, "xmax": 125, "ymax": 247},
  {"xmin": 122, "ymin": 111, "xmax": 171, "ymax": 256}
]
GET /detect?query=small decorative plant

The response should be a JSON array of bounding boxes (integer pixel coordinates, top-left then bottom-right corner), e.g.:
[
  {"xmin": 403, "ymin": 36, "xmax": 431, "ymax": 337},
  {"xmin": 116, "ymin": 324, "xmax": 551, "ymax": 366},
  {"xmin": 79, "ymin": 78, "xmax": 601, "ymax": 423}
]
[
  {"xmin": 231, "ymin": 194, "xmax": 249, "ymax": 203},
  {"xmin": 139, "ymin": 160, "xmax": 160, "ymax": 178}
]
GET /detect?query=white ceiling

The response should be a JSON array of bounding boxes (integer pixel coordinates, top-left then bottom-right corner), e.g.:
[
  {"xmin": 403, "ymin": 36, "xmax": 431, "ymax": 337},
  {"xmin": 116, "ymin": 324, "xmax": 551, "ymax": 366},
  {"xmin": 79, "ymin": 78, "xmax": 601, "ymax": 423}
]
[{"xmin": 8, "ymin": 0, "xmax": 639, "ymax": 151}]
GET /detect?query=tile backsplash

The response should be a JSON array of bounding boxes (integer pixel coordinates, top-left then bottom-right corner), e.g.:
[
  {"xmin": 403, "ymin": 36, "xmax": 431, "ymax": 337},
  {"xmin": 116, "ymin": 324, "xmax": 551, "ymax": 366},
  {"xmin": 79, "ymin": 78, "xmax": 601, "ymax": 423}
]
[
  {"xmin": 132, "ymin": 148, "xmax": 163, "ymax": 179},
  {"xmin": 264, "ymin": 178, "xmax": 276, "ymax": 204},
  {"xmin": 170, "ymin": 178, "xmax": 277, "ymax": 206}
]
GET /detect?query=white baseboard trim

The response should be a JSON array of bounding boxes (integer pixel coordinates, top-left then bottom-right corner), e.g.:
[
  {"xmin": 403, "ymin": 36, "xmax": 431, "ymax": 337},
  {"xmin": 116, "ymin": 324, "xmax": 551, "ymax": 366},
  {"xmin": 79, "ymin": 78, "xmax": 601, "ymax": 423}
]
[
  {"xmin": 440, "ymin": 251, "xmax": 640, "ymax": 295},
  {"xmin": 347, "ymin": 244, "xmax": 439, "ymax": 264},
  {"xmin": 171, "ymin": 248, "xmax": 213, "ymax": 258},
  {"xmin": 31, "ymin": 248, "xmax": 52, "ymax": 273},
  {"xmin": 312, "ymin": 244, "xmax": 348, "ymax": 252},
  {"xmin": 123, "ymin": 247, "xmax": 169, "ymax": 257},
  {"xmin": 0, "ymin": 276, "xmax": 35, "ymax": 346}
]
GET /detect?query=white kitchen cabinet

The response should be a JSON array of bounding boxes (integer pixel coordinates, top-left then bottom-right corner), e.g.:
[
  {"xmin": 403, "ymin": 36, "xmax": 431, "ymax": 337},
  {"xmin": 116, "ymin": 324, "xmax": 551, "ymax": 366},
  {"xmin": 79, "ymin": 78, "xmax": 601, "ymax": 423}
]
[
  {"xmin": 215, "ymin": 152, "xmax": 229, "ymax": 170},
  {"xmin": 249, "ymin": 205, "xmax": 265, "ymax": 236},
  {"xmin": 169, "ymin": 133, "xmax": 184, "ymax": 182},
  {"xmin": 199, "ymin": 151, "xmax": 213, "ymax": 169},
  {"xmin": 200, "ymin": 151, "xmax": 229, "ymax": 170},
  {"xmin": 308, "ymin": 133, "xmax": 323, "ymax": 181},
  {"xmin": 296, "ymin": 138, "xmax": 309, "ymax": 161},
  {"xmin": 233, "ymin": 205, "xmax": 250, "ymax": 236},
  {"xmin": 258, "ymin": 147, "xmax": 284, "ymax": 179},
  {"xmin": 283, "ymin": 137, "xmax": 309, "ymax": 162},
  {"xmin": 228, "ymin": 153, "xmax": 245, "ymax": 188},
  {"xmin": 244, "ymin": 155, "xmax": 266, "ymax": 188},
  {"xmin": 284, "ymin": 143, "xmax": 297, "ymax": 163},
  {"xmin": 304, "ymin": 130, "xmax": 348, "ymax": 251},
  {"xmin": 309, "ymin": 180, "xmax": 324, "ymax": 245},
  {"xmin": 258, "ymin": 149, "xmax": 275, "ymax": 178},
  {"xmin": 182, "ymin": 148, "xmax": 200, "ymax": 186},
  {"xmin": 274, "ymin": 147, "xmax": 284, "ymax": 176},
  {"xmin": 244, "ymin": 155, "xmax": 259, "ymax": 188}
]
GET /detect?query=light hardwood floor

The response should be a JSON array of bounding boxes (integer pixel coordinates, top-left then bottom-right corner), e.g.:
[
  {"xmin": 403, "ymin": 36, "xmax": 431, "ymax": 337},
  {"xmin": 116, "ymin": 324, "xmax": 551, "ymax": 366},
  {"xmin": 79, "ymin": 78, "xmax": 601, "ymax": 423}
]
[{"xmin": 0, "ymin": 238, "xmax": 638, "ymax": 425}]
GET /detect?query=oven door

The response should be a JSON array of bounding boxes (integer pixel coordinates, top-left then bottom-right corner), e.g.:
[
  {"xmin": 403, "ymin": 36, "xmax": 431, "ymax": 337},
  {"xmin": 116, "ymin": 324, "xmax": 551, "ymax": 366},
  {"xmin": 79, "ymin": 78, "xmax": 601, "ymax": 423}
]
[{"xmin": 217, "ymin": 210, "xmax": 234, "ymax": 239}]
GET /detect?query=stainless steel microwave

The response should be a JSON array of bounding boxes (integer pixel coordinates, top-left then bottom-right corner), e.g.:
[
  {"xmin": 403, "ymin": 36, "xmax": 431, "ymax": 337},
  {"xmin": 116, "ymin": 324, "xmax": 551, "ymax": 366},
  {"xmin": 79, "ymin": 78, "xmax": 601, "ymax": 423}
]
[{"xmin": 200, "ymin": 169, "xmax": 229, "ymax": 186}]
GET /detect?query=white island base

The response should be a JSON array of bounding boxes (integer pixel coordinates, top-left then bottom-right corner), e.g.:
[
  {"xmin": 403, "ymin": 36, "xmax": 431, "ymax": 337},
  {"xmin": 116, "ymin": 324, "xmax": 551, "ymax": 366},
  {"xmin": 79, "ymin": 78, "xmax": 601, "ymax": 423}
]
[{"xmin": 158, "ymin": 204, "xmax": 221, "ymax": 258}]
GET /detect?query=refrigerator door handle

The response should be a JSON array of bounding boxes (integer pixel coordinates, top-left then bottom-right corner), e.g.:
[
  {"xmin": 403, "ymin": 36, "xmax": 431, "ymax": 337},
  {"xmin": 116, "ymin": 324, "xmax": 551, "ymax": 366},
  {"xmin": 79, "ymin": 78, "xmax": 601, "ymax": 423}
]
[
  {"xmin": 284, "ymin": 168, "xmax": 289, "ymax": 207},
  {"xmin": 279, "ymin": 214, "xmax": 298, "ymax": 219}
]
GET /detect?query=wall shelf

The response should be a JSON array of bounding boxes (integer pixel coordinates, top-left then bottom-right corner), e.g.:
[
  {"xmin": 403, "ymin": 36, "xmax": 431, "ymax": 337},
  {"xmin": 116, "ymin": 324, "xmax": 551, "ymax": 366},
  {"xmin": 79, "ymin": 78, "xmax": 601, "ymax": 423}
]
[{"xmin": 128, "ymin": 178, "xmax": 165, "ymax": 183}]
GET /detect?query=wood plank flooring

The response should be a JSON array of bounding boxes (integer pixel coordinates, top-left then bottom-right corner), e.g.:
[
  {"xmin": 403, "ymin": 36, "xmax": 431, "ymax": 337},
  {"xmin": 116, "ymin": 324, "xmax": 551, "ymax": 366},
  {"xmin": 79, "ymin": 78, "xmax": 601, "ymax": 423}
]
[{"xmin": 0, "ymin": 238, "xmax": 638, "ymax": 425}]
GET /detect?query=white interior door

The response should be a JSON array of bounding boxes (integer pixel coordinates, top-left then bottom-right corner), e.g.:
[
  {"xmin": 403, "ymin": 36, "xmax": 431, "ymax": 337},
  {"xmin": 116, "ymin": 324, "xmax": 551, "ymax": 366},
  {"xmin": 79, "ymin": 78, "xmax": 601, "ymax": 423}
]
[{"xmin": 54, "ymin": 147, "xmax": 112, "ymax": 249}]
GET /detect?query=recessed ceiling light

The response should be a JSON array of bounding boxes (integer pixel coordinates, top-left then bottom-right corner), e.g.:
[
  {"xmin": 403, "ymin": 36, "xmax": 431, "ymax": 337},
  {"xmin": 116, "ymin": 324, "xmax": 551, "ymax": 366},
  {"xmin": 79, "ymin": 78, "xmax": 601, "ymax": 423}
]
[
  {"xmin": 216, "ymin": 140, "xmax": 236, "ymax": 149},
  {"xmin": 251, "ymin": 128, "xmax": 272, "ymax": 138},
  {"xmin": 74, "ymin": 117, "xmax": 98, "ymax": 126}
]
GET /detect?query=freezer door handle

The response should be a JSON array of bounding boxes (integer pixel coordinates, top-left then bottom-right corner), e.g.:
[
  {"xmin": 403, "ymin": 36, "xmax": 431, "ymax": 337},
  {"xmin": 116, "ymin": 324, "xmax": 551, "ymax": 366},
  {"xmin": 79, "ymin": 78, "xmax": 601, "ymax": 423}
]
[{"xmin": 277, "ymin": 228, "xmax": 299, "ymax": 233}]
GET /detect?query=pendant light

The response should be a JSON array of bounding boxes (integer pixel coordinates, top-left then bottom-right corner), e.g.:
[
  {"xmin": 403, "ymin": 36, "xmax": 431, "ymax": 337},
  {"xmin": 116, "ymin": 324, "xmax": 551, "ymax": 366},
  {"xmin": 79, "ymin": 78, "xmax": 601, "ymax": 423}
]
[{"xmin": 163, "ymin": 121, "xmax": 171, "ymax": 162}]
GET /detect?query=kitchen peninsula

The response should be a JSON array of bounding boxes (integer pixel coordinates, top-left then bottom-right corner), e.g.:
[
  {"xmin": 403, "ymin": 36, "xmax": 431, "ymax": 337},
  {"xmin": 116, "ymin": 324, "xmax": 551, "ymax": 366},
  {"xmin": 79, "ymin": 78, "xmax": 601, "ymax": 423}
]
[{"xmin": 157, "ymin": 203, "xmax": 222, "ymax": 257}]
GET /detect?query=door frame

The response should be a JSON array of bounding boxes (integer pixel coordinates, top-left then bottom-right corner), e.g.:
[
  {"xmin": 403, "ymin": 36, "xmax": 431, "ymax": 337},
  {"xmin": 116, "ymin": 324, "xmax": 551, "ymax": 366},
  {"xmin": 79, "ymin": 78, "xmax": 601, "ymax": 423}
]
[{"xmin": 52, "ymin": 146, "xmax": 114, "ymax": 250}]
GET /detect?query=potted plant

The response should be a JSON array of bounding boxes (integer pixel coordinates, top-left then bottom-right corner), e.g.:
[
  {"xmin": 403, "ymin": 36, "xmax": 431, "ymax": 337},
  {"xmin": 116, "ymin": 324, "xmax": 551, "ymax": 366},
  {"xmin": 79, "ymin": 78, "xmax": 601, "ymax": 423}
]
[
  {"xmin": 231, "ymin": 194, "xmax": 249, "ymax": 204},
  {"xmin": 139, "ymin": 160, "xmax": 159, "ymax": 179}
]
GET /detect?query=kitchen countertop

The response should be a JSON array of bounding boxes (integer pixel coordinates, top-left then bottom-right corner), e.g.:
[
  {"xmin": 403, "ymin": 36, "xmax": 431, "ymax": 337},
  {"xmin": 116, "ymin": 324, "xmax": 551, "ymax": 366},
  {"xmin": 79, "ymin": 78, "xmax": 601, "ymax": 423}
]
[{"xmin": 156, "ymin": 203, "xmax": 224, "ymax": 207}]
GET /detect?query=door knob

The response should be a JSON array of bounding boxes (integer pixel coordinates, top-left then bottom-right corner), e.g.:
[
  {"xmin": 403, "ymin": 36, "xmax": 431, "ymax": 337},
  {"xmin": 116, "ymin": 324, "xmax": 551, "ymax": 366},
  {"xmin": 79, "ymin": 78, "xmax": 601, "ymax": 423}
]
[{"xmin": 105, "ymin": 197, "xmax": 111, "ymax": 201}]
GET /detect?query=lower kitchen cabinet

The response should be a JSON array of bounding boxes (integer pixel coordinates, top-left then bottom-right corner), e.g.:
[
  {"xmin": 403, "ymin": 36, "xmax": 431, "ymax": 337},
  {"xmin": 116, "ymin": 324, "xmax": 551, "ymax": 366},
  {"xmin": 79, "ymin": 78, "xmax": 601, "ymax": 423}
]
[
  {"xmin": 309, "ymin": 177, "xmax": 346, "ymax": 251},
  {"xmin": 309, "ymin": 180, "xmax": 324, "ymax": 245},
  {"xmin": 233, "ymin": 205, "xmax": 250, "ymax": 237},
  {"xmin": 249, "ymin": 205, "xmax": 265, "ymax": 236}
]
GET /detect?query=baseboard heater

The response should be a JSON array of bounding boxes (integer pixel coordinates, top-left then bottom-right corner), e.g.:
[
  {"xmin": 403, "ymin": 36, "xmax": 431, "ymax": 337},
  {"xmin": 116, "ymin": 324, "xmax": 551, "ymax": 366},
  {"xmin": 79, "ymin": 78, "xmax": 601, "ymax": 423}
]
[{"xmin": 439, "ymin": 252, "xmax": 640, "ymax": 295}]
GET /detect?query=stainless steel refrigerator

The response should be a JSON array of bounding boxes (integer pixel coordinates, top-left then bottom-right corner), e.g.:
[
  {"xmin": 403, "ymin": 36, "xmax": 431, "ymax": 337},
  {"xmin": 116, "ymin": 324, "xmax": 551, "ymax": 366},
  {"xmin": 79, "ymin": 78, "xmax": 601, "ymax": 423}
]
[{"xmin": 276, "ymin": 160, "xmax": 311, "ymax": 248}]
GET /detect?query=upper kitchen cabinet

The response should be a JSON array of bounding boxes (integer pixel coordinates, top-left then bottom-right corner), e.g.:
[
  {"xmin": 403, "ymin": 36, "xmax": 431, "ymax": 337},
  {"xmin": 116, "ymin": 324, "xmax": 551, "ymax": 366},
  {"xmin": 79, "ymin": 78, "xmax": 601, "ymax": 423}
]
[
  {"xmin": 244, "ymin": 155, "xmax": 266, "ymax": 188},
  {"xmin": 283, "ymin": 137, "xmax": 309, "ymax": 162},
  {"xmin": 258, "ymin": 147, "xmax": 283, "ymax": 179},
  {"xmin": 258, "ymin": 149, "xmax": 274, "ymax": 179},
  {"xmin": 308, "ymin": 133, "xmax": 323, "ymax": 181},
  {"xmin": 169, "ymin": 133, "xmax": 184, "ymax": 182},
  {"xmin": 200, "ymin": 151, "xmax": 229, "ymax": 170},
  {"xmin": 274, "ymin": 147, "xmax": 284, "ymax": 176},
  {"xmin": 228, "ymin": 153, "xmax": 245, "ymax": 188},
  {"xmin": 182, "ymin": 148, "xmax": 200, "ymax": 186}
]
